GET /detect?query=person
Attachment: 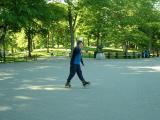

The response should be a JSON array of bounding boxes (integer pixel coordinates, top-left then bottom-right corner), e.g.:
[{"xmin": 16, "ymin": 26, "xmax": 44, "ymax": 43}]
[{"xmin": 65, "ymin": 41, "xmax": 90, "ymax": 88}]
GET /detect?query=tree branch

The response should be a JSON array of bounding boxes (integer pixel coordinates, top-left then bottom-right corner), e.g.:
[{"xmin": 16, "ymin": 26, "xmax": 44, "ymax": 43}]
[{"xmin": 72, "ymin": 12, "xmax": 78, "ymax": 31}]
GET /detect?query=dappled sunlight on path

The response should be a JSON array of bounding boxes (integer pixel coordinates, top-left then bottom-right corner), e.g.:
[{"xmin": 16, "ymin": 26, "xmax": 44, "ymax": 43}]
[
  {"xmin": 15, "ymin": 84, "xmax": 70, "ymax": 91},
  {"xmin": 128, "ymin": 66, "xmax": 160, "ymax": 73}
]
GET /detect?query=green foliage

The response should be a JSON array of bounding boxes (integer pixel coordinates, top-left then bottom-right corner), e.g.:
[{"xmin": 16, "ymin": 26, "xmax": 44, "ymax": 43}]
[
  {"xmin": 0, "ymin": 0, "xmax": 160, "ymax": 60},
  {"xmin": 77, "ymin": 0, "xmax": 160, "ymax": 52}
]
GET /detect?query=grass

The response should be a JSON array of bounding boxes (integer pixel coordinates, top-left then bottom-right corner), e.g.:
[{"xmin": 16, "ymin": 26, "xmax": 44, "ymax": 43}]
[{"xmin": 0, "ymin": 47, "xmax": 158, "ymax": 63}]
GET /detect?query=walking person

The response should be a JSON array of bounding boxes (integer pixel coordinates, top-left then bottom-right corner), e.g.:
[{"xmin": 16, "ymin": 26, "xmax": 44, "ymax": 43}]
[{"xmin": 65, "ymin": 41, "xmax": 90, "ymax": 88}]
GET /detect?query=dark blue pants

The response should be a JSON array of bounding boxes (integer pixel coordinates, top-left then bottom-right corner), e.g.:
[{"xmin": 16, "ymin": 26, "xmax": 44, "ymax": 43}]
[{"xmin": 67, "ymin": 64, "xmax": 85, "ymax": 83}]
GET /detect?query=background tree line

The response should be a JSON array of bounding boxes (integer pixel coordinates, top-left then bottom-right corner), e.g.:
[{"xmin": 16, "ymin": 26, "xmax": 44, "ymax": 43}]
[{"xmin": 0, "ymin": 0, "xmax": 160, "ymax": 61}]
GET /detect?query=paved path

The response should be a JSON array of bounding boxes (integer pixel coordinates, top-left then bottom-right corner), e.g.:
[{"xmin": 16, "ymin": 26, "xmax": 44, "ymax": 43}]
[{"xmin": 0, "ymin": 57, "xmax": 160, "ymax": 120}]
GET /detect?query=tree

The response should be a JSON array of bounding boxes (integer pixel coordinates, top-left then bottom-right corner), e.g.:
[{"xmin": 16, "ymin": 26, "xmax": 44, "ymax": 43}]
[
  {"xmin": 40, "ymin": 2, "xmax": 67, "ymax": 52},
  {"xmin": 79, "ymin": 0, "xmax": 160, "ymax": 53},
  {"xmin": 64, "ymin": 0, "xmax": 82, "ymax": 53}
]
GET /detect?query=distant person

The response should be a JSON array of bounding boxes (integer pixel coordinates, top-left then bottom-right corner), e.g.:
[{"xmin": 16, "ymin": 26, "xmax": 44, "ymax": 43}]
[
  {"xmin": 144, "ymin": 50, "xmax": 149, "ymax": 58},
  {"xmin": 65, "ymin": 41, "xmax": 90, "ymax": 88}
]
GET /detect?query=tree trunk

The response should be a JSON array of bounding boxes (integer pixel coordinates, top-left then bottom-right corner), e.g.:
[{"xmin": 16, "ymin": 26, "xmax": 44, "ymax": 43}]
[
  {"xmin": 33, "ymin": 41, "xmax": 35, "ymax": 50},
  {"xmin": 123, "ymin": 41, "xmax": 129, "ymax": 53},
  {"xmin": 57, "ymin": 37, "xmax": 60, "ymax": 48},
  {"xmin": 1, "ymin": 26, "xmax": 7, "ymax": 62},
  {"xmin": 47, "ymin": 32, "xmax": 49, "ymax": 53},
  {"xmin": 96, "ymin": 33, "xmax": 100, "ymax": 50},
  {"xmin": 87, "ymin": 37, "xmax": 90, "ymax": 47},
  {"xmin": 2, "ymin": 37, "xmax": 6, "ymax": 62},
  {"xmin": 68, "ymin": 7, "xmax": 74, "ymax": 53},
  {"xmin": 149, "ymin": 38, "xmax": 152, "ymax": 52},
  {"xmin": 52, "ymin": 32, "xmax": 54, "ymax": 48},
  {"xmin": 83, "ymin": 38, "xmax": 85, "ymax": 46},
  {"xmin": 11, "ymin": 46, "xmax": 14, "ymax": 55},
  {"xmin": 27, "ymin": 30, "xmax": 32, "ymax": 57},
  {"xmin": 100, "ymin": 37, "xmax": 103, "ymax": 48},
  {"xmin": 148, "ymin": 30, "xmax": 153, "ymax": 52}
]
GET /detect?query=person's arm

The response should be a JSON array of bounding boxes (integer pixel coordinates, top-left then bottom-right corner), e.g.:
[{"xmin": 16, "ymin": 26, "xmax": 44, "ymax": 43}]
[
  {"xmin": 80, "ymin": 49, "xmax": 84, "ymax": 66},
  {"xmin": 81, "ymin": 58, "xmax": 84, "ymax": 66}
]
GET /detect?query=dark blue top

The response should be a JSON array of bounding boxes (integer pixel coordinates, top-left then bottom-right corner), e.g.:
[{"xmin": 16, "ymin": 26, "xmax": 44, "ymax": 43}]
[
  {"xmin": 70, "ymin": 46, "xmax": 84, "ymax": 65},
  {"xmin": 74, "ymin": 50, "xmax": 81, "ymax": 64}
]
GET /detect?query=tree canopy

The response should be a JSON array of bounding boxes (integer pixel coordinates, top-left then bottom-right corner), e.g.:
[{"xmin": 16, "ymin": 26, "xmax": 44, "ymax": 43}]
[{"xmin": 0, "ymin": 0, "xmax": 160, "ymax": 60}]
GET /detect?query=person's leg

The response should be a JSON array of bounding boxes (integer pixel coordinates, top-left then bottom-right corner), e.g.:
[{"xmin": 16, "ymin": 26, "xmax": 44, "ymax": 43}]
[
  {"xmin": 77, "ymin": 65, "xmax": 90, "ymax": 86},
  {"xmin": 66, "ymin": 64, "xmax": 76, "ymax": 83},
  {"xmin": 76, "ymin": 65, "xmax": 85, "ymax": 82}
]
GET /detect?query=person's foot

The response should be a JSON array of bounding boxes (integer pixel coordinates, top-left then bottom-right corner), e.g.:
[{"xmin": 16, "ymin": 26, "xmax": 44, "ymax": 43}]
[
  {"xmin": 82, "ymin": 81, "xmax": 90, "ymax": 87},
  {"xmin": 65, "ymin": 82, "xmax": 71, "ymax": 88}
]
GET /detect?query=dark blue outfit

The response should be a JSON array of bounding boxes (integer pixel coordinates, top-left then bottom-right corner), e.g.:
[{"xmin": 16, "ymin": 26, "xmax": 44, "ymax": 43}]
[{"xmin": 67, "ymin": 46, "xmax": 85, "ymax": 83}]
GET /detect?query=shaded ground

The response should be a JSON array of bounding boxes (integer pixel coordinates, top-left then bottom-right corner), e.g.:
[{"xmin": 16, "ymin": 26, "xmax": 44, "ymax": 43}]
[{"xmin": 0, "ymin": 57, "xmax": 160, "ymax": 120}]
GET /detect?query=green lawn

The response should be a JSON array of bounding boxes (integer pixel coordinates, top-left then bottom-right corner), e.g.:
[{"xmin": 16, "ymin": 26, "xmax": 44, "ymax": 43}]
[{"xmin": 1, "ymin": 47, "xmax": 158, "ymax": 63}]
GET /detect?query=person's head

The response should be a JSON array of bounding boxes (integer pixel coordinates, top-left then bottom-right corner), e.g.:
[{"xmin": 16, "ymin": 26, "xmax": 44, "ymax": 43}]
[{"xmin": 77, "ymin": 40, "xmax": 83, "ymax": 48}]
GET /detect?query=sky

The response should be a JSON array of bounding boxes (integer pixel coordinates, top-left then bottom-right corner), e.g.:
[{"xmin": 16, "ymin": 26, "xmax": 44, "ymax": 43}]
[{"xmin": 47, "ymin": 0, "xmax": 65, "ymax": 4}]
